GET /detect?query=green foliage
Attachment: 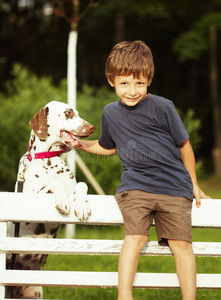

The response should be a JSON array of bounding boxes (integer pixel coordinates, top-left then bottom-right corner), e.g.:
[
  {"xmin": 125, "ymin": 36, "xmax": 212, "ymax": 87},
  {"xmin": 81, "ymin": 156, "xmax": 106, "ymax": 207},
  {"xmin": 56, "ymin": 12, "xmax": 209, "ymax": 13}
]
[
  {"xmin": 179, "ymin": 108, "xmax": 204, "ymax": 175},
  {"xmin": 91, "ymin": 0, "xmax": 169, "ymax": 19},
  {"xmin": 0, "ymin": 64, "xmax": 203, "ymax": 192},
  {"xmin": 174, "ymin": 12, "xmax": 221, "ymax": 62},
  {"xmin": 181, "ymin": 109, "xmax": 202, "ymax": 152},
  {"xmin": 173, "ymin": 30, "xmax": 209, "ymax": 62},
  {"xmin": 0, "ymin": 64, "xmax": 67, "ymax": 191}
]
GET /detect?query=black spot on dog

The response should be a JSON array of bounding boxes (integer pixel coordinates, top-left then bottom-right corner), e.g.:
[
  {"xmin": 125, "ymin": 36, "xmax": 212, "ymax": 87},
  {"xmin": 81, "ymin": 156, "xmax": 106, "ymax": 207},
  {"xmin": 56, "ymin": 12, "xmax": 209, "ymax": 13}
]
[
  {"xmin": 64, "ymin": 109, "xmax": 75, "ymax": 119},
  {"xmin": 35, "ymin": 291, "xmax": 42, "ymax": 297},
  {"xmin": 39, "ymin": 254, "xmax": 48, "ymax": 265},
  {"xmin": 47, "ymin": 159, "xmax": 51, "ymax": 166},
  {"xmin": 6, "ymin": 260, "xmax": 12, "ymax": 269},
  {"xmin": 46, "ymin": 190, "xmax": 53, "ymax": 193},
  {"xmin": 57, "ymin": 169, "xmax": 64, "ymax": 174},
  {"xmin": 15, "ymin": 262, "xmax": 23, "ymax": 270},
  {"xmin": 50, "ymin": 225, "xmax": 60, "ymax": 236},
  {"xmin": 70, "ymin": 174, "xmax": 74, "ymax": 179},
  {"xmin": 24, "ymin": 254, "xmax": 32, "ymax": 261},
  {"xmin": 15, "ymin": 290, "xmax": 24, "ymax": 297},
  {"xmin": 34, "ymin": 223, "xmax": 46, "ymax": 235},
  {"xmin": 35, "ymin": 174, "xmax": 39, "ymax": 178}
]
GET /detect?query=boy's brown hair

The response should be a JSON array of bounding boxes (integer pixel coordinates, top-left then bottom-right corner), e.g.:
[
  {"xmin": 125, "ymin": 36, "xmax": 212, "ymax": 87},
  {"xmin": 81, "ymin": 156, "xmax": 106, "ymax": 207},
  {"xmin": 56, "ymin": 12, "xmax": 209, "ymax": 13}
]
[{"xmin": 105, "ymin": 40, "xmax": 154, "ymax": 85}]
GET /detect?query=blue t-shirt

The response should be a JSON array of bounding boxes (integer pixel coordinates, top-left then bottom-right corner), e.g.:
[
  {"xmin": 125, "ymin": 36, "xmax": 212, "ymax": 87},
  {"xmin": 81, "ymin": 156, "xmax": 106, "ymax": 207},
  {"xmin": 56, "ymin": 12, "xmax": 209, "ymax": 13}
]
[{"xmin": 99, "ymin": 94, "xmax": 193, "ymax": 199}]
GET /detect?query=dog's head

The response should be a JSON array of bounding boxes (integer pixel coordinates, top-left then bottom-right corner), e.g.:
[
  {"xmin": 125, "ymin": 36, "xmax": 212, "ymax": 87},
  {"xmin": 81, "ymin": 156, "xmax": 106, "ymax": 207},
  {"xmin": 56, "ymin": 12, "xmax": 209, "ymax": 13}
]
[{"xmin": 29, "ymin": 101, "xmax": 95, "ymax": 148}]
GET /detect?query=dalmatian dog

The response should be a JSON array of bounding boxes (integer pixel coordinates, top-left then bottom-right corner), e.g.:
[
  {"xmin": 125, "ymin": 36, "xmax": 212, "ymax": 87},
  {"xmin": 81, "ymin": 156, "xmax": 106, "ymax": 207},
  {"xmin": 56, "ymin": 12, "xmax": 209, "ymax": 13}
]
[{"xmin": 6, "ymin": 101, "xmax": 95, "ymax": 299}]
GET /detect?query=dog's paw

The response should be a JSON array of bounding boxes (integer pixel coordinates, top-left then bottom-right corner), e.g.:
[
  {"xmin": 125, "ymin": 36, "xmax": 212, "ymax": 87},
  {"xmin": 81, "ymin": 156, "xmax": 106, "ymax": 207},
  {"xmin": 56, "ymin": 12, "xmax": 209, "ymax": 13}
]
[
  {"xmin": 55, "ymin": 202, "xmax": 70, "ymax": 215},
  {"xmin": 74, "ymin": 199, "xmax": 91, "ymax": 221},
  {"xmin": 55, "ymin": 194, "xmax": 70, "ymax": 215}
]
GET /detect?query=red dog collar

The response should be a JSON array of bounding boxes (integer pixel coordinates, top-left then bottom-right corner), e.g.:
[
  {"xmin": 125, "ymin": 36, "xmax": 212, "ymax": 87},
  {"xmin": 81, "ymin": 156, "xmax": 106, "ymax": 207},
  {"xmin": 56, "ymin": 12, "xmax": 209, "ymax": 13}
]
[{"xmin": 27, "ymin": 142, "xmax": 65, "ymax": 162}]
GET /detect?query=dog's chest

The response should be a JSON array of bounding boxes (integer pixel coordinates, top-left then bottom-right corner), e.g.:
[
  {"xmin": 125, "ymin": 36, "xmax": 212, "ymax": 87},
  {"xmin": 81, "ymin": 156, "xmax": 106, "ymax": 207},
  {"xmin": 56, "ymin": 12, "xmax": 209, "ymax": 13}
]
[{"xmin": 23, "ymin": 156, "xmax": 76, "ymax": 193}]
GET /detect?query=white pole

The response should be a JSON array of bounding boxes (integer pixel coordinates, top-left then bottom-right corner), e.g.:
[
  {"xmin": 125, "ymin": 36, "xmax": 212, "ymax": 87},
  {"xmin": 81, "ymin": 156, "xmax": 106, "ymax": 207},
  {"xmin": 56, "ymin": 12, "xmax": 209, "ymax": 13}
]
[
  {"xmin": 67, "ymin": 29, "xmax": 78, "ymax": 176},
  {"xmin": 66, "ymin": 28, "xmax": 78, "ymax": 238}
]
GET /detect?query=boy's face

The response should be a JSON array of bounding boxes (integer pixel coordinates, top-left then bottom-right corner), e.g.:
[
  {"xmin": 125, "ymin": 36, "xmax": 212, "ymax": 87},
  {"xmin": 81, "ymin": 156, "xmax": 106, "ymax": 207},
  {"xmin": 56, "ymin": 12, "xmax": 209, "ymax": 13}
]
[{"xmin": 108, "ymin": 74, "xmax": 149, "ymax": 106}]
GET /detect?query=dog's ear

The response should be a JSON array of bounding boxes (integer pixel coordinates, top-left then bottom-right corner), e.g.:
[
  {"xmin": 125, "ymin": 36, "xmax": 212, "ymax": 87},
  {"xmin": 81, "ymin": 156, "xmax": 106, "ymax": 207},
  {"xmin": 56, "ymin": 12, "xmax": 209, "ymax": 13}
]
[{"xmin": 29, "ymin": 107, "xmax": 49, "ymax": 140}]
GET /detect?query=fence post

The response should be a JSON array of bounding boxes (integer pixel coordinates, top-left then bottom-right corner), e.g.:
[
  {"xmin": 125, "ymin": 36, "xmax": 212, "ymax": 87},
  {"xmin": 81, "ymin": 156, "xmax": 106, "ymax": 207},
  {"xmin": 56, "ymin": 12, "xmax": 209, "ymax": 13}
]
[{"xmin": 0, "ymin": 222, "xmax": 7, "ymax": 298}]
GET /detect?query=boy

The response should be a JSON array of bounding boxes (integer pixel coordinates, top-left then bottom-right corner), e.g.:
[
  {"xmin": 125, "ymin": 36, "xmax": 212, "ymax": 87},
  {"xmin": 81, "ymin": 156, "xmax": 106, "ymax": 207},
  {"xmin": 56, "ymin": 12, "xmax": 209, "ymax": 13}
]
[{"xmin": 76, "ymin": 40, "xmax": 210, "ymax": 300}]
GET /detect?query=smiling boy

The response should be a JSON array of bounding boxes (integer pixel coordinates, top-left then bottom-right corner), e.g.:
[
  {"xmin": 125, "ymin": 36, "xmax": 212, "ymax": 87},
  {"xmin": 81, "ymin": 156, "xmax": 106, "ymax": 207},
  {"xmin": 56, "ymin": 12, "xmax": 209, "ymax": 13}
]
[{"xmin": 76, "ymin": 40, "xmax": 210, "ymax": 300}]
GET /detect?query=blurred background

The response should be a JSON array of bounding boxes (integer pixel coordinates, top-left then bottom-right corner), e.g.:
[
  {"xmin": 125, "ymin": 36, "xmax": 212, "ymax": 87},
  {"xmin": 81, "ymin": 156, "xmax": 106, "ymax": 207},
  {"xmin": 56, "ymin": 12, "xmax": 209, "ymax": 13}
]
[{"xmin": 0, "ymin": 0, "xmax": 221, "ymax": 195}]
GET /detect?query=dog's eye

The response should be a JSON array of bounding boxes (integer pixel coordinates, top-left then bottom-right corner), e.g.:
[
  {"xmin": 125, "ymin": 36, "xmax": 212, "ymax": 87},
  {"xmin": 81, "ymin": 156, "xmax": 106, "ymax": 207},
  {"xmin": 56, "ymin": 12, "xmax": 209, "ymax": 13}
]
[{"xmin": 64, "ymin": 109, "xmax": 75, "ymax": 119}]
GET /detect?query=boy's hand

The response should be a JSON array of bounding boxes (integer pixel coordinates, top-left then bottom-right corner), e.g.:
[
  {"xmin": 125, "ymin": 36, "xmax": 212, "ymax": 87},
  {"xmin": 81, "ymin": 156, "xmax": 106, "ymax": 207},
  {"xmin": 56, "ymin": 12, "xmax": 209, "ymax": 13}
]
[
  {"xmin": 193, "ymin": 184, "xmax": 211, "ymax": 208},
  {"xmin": 68, "ymin": 139, "xmax": 117, "ymax": 156}
]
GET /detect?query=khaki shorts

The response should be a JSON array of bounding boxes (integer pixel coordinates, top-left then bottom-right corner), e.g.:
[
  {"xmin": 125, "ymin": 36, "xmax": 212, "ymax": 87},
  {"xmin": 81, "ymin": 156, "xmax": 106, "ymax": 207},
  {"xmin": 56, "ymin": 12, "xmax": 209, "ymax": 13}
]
[{"xmin": 115, "ymin": 190, "xmax": 193, "ymax": 246}]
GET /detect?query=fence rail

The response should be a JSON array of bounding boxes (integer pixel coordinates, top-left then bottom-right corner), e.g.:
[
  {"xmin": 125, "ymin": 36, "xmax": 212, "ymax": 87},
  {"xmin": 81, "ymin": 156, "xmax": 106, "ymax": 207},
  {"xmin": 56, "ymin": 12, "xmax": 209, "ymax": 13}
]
[{"xmin": 0, "ymin": 192, "xmax": 221, "ymax": 299}]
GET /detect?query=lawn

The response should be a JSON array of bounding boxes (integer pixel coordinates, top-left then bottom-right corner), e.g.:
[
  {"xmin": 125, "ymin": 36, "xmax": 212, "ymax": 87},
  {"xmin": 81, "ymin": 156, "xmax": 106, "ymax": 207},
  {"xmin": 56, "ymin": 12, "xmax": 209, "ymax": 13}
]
[{"xmin": 43, "ymin": 177, "xmax": 221, "ymax": 299}]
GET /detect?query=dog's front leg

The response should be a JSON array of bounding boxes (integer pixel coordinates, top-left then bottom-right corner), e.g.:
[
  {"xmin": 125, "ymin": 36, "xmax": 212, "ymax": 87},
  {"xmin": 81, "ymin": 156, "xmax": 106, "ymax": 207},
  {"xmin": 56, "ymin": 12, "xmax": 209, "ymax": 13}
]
[
  {"xmin": 74, "ymin": 182, "xmax": 91, "ymax": 220},
  {"xmin": 38, "ymin": 180, "xmax": 70, "ymax": 215}
]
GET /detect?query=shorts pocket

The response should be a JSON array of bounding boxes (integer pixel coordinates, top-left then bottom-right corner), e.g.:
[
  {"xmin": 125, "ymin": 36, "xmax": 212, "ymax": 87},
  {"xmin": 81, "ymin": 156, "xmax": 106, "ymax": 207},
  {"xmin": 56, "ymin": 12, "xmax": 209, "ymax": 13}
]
[
  {"xmin": 114, "ymin": 191, "xmax": 135, "ymax": 223},
  {"xmin": 181, "ymin": 198, "xmax": 192, "ymax": 228}
]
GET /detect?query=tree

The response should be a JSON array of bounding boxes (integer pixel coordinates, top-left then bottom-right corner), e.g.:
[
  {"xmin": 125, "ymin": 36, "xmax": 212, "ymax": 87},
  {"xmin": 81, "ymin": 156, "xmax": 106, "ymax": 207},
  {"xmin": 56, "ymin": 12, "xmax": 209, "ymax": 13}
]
[
  {"xmin": 174, "ymin": 7, "xmax": 221, "ymax": 175},
  {"xmin": 55, "ymin": 0, "xmax": 95, "ymax": 175}
]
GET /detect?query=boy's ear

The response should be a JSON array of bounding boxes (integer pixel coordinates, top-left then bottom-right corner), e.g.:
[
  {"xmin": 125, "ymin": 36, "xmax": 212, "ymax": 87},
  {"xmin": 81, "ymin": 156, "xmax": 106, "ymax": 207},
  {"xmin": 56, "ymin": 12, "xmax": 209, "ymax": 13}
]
[{"xmin": 107, "ymin": 78, "xmax": 115, "ymax": 87}]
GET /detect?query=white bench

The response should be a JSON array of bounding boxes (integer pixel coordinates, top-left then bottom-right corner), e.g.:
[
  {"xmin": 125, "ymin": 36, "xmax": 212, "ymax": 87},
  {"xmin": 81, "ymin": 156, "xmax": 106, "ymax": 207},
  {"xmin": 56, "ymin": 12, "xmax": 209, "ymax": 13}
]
[{"xmin": 0, "ymin": 192, "xmax": 221, "ymax": 299}]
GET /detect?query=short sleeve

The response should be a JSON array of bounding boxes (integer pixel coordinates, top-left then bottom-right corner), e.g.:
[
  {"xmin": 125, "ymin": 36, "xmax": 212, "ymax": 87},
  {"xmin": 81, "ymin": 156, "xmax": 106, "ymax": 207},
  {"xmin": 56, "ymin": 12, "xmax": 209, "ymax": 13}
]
[
  {"xmin": 163, "ymin": 102, "xmax": 189, "ymax": 145},
  {"xmin": 98, "ymin": 112, "xmax": 116, "ymax": 149}
]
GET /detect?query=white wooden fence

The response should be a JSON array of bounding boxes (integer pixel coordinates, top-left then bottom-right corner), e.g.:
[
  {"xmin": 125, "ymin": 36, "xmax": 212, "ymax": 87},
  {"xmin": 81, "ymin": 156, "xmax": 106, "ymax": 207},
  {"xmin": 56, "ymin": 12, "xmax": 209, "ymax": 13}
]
[{"xmin": 0, "ymin": 192, "xmax": 221, "ymax": 299}]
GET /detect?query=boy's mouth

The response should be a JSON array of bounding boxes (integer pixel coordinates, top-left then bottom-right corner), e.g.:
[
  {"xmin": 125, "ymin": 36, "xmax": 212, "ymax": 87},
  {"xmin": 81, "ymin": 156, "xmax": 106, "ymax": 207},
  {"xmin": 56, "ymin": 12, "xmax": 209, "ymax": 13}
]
[{"xmin": 125, "ymin": 97, "xmax": 139, "ymax": 101}]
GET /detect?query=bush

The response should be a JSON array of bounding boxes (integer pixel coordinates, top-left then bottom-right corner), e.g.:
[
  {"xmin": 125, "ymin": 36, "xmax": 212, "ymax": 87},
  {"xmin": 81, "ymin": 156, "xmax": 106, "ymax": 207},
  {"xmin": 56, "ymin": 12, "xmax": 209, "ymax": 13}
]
[{"xmin": 0, "ymin": 64, "xmax": 67, "ymax": 191}]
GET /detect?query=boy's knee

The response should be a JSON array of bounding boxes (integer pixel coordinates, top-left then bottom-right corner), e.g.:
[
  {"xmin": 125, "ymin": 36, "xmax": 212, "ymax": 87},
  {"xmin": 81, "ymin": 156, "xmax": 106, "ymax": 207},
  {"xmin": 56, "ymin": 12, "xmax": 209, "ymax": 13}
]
[
  {"xmin": 125, "ymin": 235, "xmax": 148, "ymax": 251},
  {"xmin": 168, "ymin": 240, "xmax": 193, "ymax": 254}
]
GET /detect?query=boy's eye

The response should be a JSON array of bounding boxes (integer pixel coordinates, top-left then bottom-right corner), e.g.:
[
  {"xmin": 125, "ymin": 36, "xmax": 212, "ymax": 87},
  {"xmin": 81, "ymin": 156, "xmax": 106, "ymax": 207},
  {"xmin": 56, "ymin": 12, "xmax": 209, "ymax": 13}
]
[{"xmin": 137, "ymin": 81, "xmax": 144, "ymax": 85}]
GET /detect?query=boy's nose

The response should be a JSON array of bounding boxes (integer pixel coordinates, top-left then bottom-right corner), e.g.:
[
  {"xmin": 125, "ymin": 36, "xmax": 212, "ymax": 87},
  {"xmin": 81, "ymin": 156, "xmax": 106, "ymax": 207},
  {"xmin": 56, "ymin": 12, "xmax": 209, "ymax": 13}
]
[{"xmin": 129, "ymin": 86, "xmax": 137, "ymax": 96}]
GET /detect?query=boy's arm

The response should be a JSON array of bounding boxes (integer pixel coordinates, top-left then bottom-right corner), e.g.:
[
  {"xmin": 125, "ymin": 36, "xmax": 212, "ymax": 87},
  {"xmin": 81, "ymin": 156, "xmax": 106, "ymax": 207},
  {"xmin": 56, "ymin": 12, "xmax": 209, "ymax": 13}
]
[
  {"xmin": 179, "ymin": 139, "xmax": 211, "ymax": 208},
  {"xmin": 80, "ymin": 139, "xmax": 117, "ymax": 156}
]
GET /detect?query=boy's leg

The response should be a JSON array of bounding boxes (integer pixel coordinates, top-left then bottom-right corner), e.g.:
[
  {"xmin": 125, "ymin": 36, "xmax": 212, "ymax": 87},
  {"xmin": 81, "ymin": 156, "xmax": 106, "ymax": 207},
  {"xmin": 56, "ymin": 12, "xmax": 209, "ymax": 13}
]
[
  {"xmin": 118, "ymin": 235, "xmax": 147, "ymax": 300},
  {"xmin": 168, "ymin": 240, "xmax": 196, "ymax": 300}
]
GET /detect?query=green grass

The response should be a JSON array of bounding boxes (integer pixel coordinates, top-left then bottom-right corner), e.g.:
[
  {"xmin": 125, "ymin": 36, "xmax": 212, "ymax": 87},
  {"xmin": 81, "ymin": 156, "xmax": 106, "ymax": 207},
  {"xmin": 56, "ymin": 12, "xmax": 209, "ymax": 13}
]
[
  {"xmin": 198, "ymin": 175, "xmax": 221, "ymax": 199},
  {"xmin": 43, "ymin": 177, "xmax": 221, "ymax": 299}
]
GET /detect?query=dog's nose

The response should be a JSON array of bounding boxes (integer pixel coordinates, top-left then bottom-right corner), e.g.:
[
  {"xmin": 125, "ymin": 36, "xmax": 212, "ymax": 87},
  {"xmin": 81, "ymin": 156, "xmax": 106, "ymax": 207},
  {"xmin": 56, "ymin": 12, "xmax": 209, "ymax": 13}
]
[{"xmin": 88, "ymin": 124, "xmax": 95, "ymax": 133}]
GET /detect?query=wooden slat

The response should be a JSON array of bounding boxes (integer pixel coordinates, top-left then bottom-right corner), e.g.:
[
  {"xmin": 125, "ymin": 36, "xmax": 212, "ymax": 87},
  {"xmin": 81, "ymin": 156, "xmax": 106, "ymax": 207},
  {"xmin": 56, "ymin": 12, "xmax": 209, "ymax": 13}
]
[
  {"xmin": 1, "ymin": 270, "xmax": 221, "ymax": 289},
  {"xmin": 0, "ymin": 222, "xmax": 6, "ymax": 300},
  {"xmin": 0, "ymin": 193, "xmax": 122, "ymax": 225},
  {"xmin": 0, "ymin": 192, "xmax": 221, "ymax": 228},
  {"xmin": 1, "ymin": 237, "xmax": 221, "ymax": 257},
  {"xmin": 1, "ymin": 192, "xmax": 221, "ymax": 298}
]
